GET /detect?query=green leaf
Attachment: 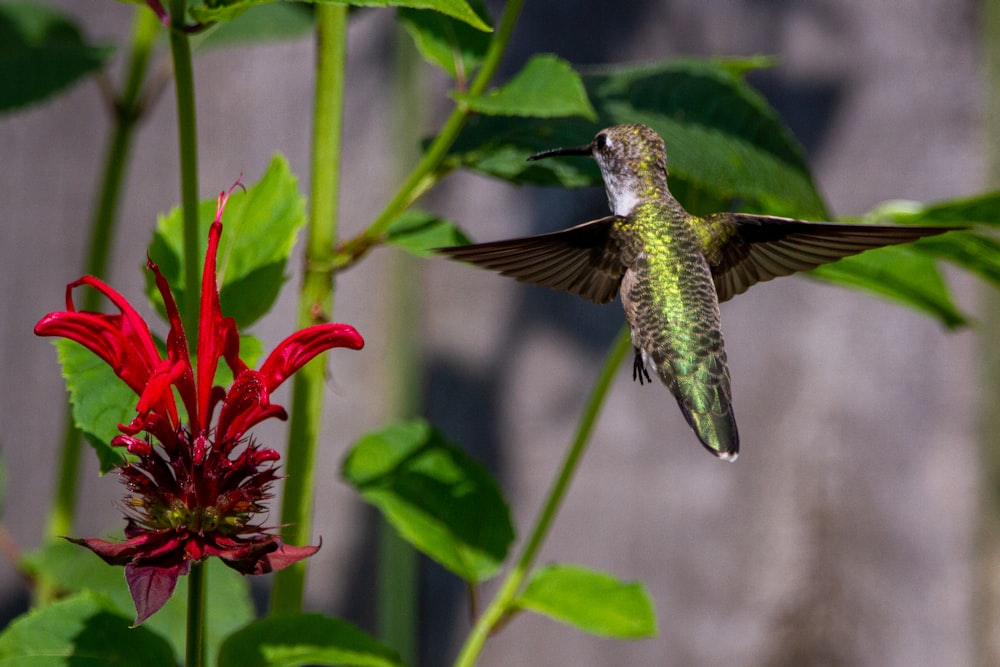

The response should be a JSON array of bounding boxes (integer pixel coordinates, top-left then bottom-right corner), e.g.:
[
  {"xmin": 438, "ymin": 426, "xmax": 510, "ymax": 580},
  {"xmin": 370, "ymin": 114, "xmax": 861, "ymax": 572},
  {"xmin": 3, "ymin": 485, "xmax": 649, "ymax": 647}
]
[
  {"xmin": 0, "ymin": 591, "xmax": 176, "ymax": 666},
  {"xmin": 190, "ymin": 0, "xmax": 269, "ymax": 24},
  {"xmin": 146, "ymin": 155, "xmax": 305, "ymax": 329},
  {"xmin": 454, "ymin": 54, "xmax": 597, "ymax": 121},
  {"xmin": 449, "ymin": 57, "xmax": 826, "ymax": 218},
  {"xmin": 810, "ymin": 245, "xmax": 968, "ymax": 328},
  {"xmin": 709, "ymin": 54, "xmax": 779, "ymax": 78},
  {"xmin": 862, "ymin": 191, "xmax": 1000, "ymax": 228},
  {"xmin": 917, "ymin": 231, "xmax": 1000, "ymax": 289},
  {"xmin": 54, "ymin": 339, "xmax": 133, "ymax": 474},
  {"xmin": 384, "ymin": 209, "xmax": 470, "ymax": 256},
  {"xmin": 855, "ymin": 193, "xmax": 1000, "ymax": 292},
  {"xmin": 396, "ymin": 0, "xmax": 491, "ymax": 80},
  {"xmin": 342, "ymin": 419, "xmax": 513, "ymax": 582},
  {"xmin": 0, "ymin": 3, "xmax": 113, "ymax": 112},
  {"xmin": 323, "ymin": 0, "xmax": 491, "ymax": 32},
  {"xmin": 805, "ymin": 192, "xmax": 1000, "ymax": 325},
  {"xmin": 218, "ymin": 614, "xmax": 403, "ymax": 667},
  {"xmin": 514, "ymin": 564, "xmax": 657, "ymax": 639},
  {"xmin": 193, "ymin": 0, "xmax": 491, "ymax": 32},
  {"xmin": 199, "ymin": 2, "xmax": 315, "ymax": 47},
  {"xmin": 25, "ymin": 541, "xmax": 254, "ymax": 667}
]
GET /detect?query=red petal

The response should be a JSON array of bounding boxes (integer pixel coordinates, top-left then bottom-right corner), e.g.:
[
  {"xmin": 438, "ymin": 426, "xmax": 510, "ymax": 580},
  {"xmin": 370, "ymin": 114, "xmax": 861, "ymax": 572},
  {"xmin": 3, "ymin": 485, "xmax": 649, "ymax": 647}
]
[
  {"xmin": 257, "ymin": 324, "xmax": 364, "ymax": 392},
  {"xmin": 34, "ymin": 277, "xmax": 164, "ymax": 400},
  {"xmin": 196, "ymin": 213, "xmax": 239, "ymax": 429},
  {"xmin": 147, "ymin": 260, "xmax": 199, "ymax": 430},
  {"xmin": 217, "ymin": 539, "xmax": 320, "ymax": 575},
  {"xmin": 215, "ymin": 370, "xmax": 266, "ymax": 446},
  {"xmin": 66, "ymin": 536, "xmax": 144, "ymax": 565},
  {"xmin": 125, "ymin": 560, "xmax": 188, "ymax": 625},
  {"xmin": 257, "ymin": 542, "xmax": 321, "ymax": 573}
]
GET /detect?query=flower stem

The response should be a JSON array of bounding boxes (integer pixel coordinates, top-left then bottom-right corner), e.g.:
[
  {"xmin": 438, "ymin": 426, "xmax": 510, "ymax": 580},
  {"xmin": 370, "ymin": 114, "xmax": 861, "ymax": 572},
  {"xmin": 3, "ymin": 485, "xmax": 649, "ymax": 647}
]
[
  {"xmin": 332, "ymin": 0, "xmax": 526, "ymax": 270},
  {"xmin": 452, "ymin": 327, "xmax": 632, "ymax": 667},
  {"xmin": 167, "ymin": 0, "xmax": 201, "ymax": 345},
  {"xmin": 43, "ymin": 5, "xmax": 159, "ymax": 548},
  {"xmin": 166, "ymin": 1, "xmax": 206, "ymax": 657},
  {"xmin": 269, "ymin": 2, "xmax": 348, "ymax": 615},
  {"xmin": 186, "ymin": 560, "xmax": 206, "ymax": 667}
]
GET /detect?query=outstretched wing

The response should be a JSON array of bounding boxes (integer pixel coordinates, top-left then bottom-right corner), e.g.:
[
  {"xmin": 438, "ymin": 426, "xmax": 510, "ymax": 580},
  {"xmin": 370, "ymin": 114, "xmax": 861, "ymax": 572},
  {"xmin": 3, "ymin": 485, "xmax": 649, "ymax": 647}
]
[
  {"xmin": 701, "ymin": 213, "xmax": 956, "ymax": 303},
  {"xmin": 436, "ymin": 216, "xmax": 628, "ymax": 304}
]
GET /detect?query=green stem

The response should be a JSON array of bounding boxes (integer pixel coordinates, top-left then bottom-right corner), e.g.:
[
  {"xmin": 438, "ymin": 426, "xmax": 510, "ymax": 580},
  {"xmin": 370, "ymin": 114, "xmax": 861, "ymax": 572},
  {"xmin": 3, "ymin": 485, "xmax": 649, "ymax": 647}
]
[
  {"xmin": 453, "ymin": 327, "xmax": 632, "ymax": 667},
  {"xmin": 333, "ymin": 0, "xmax": 526, "ymax": 270},
  {"xmin": 43, "ymin": 6, "xmax": 159, "ymax": 548},
  {"xmin": 166, "ymin": 1, "xmax": 206, "ymax": 657},
  {"xmin": 186, "ymin": 560, "xmax": 206, "ymax": 667},
  {"xmin": 269, "ymin": 3, "xmax": 348, "ymax": 615},
  {"xmin": 374, "ymin": 23, "xmax": 425, "ymax": 663},
  {"xmin": 975, "ymin": 1, "xmax": 1000, "ymax": 663},
  {"xmin": 168, "ymin": 0, "xmax": 201, "ymax": 343}
]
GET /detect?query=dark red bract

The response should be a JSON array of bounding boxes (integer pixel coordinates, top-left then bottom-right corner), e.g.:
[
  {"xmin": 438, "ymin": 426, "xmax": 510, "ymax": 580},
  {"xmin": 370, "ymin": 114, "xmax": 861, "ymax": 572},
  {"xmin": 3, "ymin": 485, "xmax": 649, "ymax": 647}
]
[{"xmin": 35, "ymin": 185, "xmax": 363, "ymax": 624}]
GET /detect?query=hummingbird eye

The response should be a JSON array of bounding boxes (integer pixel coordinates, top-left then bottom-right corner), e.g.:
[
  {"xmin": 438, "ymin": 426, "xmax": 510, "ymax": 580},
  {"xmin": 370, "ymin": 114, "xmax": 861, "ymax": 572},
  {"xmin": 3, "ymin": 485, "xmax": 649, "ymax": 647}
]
[{"xmin": 595, "ymin": 133, "xmax": 609, "ymax": 151}]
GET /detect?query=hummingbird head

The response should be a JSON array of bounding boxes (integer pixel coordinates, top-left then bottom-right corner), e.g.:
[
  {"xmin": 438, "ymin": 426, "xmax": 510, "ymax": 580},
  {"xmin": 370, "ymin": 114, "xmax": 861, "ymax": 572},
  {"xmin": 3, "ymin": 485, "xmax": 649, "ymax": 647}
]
[{"xmin": 528, "ymin": 124, "xmax": 669, "ymax": 216}]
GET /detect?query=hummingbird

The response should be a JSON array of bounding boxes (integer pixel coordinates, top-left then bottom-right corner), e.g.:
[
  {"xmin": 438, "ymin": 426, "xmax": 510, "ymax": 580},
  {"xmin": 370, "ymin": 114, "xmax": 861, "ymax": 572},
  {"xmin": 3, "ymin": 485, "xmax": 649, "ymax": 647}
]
[{"xmin": 438, "ymin": 124, "xmax": 955, "ymax": 461}]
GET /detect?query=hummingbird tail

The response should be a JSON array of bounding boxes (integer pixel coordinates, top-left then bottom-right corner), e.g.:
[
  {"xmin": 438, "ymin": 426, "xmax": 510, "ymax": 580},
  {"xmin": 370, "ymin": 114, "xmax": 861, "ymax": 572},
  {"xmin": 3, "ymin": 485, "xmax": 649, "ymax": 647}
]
[{"xmin": 677, "ymin": 402, "xmax": 739, "ymax": 462}]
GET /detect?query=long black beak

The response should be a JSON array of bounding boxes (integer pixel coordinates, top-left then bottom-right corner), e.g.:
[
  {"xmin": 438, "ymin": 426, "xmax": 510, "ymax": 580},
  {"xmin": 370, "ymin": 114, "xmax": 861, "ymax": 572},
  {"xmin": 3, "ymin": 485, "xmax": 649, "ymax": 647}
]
[{"xmin": 527, "ymin": 143, "xmax": 593, "ymax": 161}]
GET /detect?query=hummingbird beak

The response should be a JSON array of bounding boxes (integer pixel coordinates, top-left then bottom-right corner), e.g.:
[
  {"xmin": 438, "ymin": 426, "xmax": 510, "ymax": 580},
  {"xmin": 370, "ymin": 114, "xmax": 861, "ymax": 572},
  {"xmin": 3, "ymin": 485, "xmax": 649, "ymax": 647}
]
[{"xmin": 527, "ymin": 143, "xmax": 593, "ymax": 161}]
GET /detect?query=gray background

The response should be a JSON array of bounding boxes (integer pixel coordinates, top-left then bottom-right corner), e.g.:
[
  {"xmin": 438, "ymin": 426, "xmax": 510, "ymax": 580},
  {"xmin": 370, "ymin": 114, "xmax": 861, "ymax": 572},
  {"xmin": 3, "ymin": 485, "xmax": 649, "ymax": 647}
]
[{"xmin": 0, "ymin": 0, "xmax": 988, "ymax": 664}]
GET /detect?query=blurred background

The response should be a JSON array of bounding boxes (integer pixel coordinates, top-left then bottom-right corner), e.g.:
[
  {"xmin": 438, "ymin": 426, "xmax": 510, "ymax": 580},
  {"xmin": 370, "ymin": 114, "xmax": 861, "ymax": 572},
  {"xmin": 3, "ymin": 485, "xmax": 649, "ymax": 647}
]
[{"xmin": 0, "ymin": 0, "xmax": 992, "ymax": 664}]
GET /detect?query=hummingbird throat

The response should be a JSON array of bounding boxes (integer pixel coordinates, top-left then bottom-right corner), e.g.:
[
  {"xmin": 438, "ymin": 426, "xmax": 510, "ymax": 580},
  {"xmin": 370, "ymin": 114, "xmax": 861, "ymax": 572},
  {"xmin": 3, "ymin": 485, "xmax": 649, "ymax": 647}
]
[{"xmin": 606, "ymin": 183, "xmax": 641, "ymax": 216}]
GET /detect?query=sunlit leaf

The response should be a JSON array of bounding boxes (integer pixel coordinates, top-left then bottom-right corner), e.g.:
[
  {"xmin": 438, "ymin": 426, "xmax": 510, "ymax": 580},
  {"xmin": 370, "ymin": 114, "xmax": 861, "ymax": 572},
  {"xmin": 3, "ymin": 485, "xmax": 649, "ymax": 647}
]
[
  {"xmin": 862, "ymin": 192, "xmax": 1000, "ymax": 228},
  {"xmin": 454, "ymin": 54, "xmax": 597, "ymax": 120},
  {"xmin": 199, "ymin": 2, "xmax": 314, "ymax": 47},
  {"xmin": 342, "ymin": 419, "xmax": 513, "ymax": 582},
  {"xmin": 192, "ymin": 0, "xmax": 490, "ymax": 32},
  {"xmin": 396, "ymin": 0, "xmax": 490, "ymax": 79},
  {"xmin": 218, "ymin": 615, "xmax": 403, "ymax": 667},
  {"xmin": 810, "ymin": 245, "xmax": 967, "ymax": 328},
  {"xmin": 802, "ymin": 192, "xmax": 1000, "ymax": 324},
  {"xmin": 0, "ymin": 591, "xmax": 176, "ymax": 666},
  {"xmin": 515, "ymin": 564, "xmax": 657, "ymax": 639},
  {"xmin": 324, "ymin": 0, "xmax": 491, "ymax": 31},
  {"xmin": 917, "ymin": 232, "xmax": 1000, "ymax": 288},
  {"xmin": 146, "ymin": 155, "xmax": 305, "ymax": 329},
  {"xmin": 54, "ymin": 339, "xmax": 133, "ymax": 473},
  {"xmin": 857, "ymin": 193, "xmax": 1000, "ymax": 292}
]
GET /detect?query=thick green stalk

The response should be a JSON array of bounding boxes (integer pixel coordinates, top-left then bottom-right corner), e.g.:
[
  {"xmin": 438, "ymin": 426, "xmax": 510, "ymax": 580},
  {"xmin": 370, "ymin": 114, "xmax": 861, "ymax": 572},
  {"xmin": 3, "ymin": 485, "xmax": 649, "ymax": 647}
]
[
  {"xmin": 374, "ymin": 23, "xmax": 425, "ymax": 664},
  {"xmin": 186, "ymin": 560, "xmax": 206, "ymax": 667},
  {"xmin": 975, "ymin": 0, "xmax": 1000, "ymax": 663},
  {"xmin": 453, "ymin": 327, "xmax": 632, "ymax": 667},
  {"xmin": 168, "ymin": 0, "xmax": 201, "ymax": 343},
  {"xmin": 269, "ymin": 3, "xmax": 348, "ymax": 615},
  {"xmin": 336, "ymin": 0, "xmax": 526, "ymax": 265},
  {"xmin": 166, "ymin": 0, "xmax": 206, "ymax": 656},
  {"xmin": 43, "ymin": 6, "xmax": 159, "ymax": 545}
]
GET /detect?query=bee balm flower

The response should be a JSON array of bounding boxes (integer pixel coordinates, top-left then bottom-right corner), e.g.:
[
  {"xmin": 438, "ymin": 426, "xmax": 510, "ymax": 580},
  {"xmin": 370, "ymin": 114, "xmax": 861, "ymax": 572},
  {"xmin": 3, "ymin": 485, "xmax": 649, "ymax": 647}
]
[{"xmin": 35, "ymin": 185, "xmax": 363, "ymax": 623}]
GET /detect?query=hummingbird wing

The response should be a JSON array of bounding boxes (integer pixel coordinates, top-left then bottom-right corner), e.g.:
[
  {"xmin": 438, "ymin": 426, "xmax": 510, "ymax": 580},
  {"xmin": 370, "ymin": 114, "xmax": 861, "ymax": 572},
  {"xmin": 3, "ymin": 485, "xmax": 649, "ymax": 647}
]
[
  {"xmin": 701, "ymin": 213, "xmax": 955, "ymax": 303},
  {"xmin": 436, "ymin": 216, "xmax": 628, "ymax": 304}
]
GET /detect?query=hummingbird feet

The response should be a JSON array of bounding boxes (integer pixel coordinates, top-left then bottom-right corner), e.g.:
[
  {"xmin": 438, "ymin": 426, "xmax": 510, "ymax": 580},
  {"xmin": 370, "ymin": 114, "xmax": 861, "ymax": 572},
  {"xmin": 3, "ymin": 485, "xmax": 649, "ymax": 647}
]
[{"xmin": 632, "ymin": 349, "xmax": 652, "ymax": 385}]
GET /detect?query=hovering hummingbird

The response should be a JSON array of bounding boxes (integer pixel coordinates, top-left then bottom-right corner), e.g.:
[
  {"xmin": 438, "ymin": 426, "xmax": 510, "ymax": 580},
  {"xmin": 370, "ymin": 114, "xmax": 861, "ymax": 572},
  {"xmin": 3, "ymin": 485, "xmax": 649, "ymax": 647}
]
[{"xmin": 438, "ymin": 124, "xmax": 955, "ymax": 461}]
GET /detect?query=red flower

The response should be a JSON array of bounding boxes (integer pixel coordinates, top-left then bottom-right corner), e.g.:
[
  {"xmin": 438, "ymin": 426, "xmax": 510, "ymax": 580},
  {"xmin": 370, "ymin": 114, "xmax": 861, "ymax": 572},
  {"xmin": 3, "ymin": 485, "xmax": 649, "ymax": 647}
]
[{"xmin": 35, "ymin": 185, "xmax": 364, "ymax": 624}]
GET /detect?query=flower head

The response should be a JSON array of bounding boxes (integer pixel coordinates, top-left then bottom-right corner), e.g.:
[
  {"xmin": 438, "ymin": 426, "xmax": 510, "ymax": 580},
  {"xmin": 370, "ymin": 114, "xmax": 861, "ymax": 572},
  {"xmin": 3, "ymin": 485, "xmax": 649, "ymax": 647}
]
[{"xmin": 35, "ymin": 184, "xmax": 363, "ymax": 623}]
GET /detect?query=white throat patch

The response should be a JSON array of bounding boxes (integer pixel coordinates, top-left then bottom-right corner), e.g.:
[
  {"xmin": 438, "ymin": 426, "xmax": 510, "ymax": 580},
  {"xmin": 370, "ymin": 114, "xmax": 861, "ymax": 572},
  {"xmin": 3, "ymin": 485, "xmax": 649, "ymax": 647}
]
[{"xmin": 610, "ymin": 188, "xmax": 640, "ymax": 216}]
